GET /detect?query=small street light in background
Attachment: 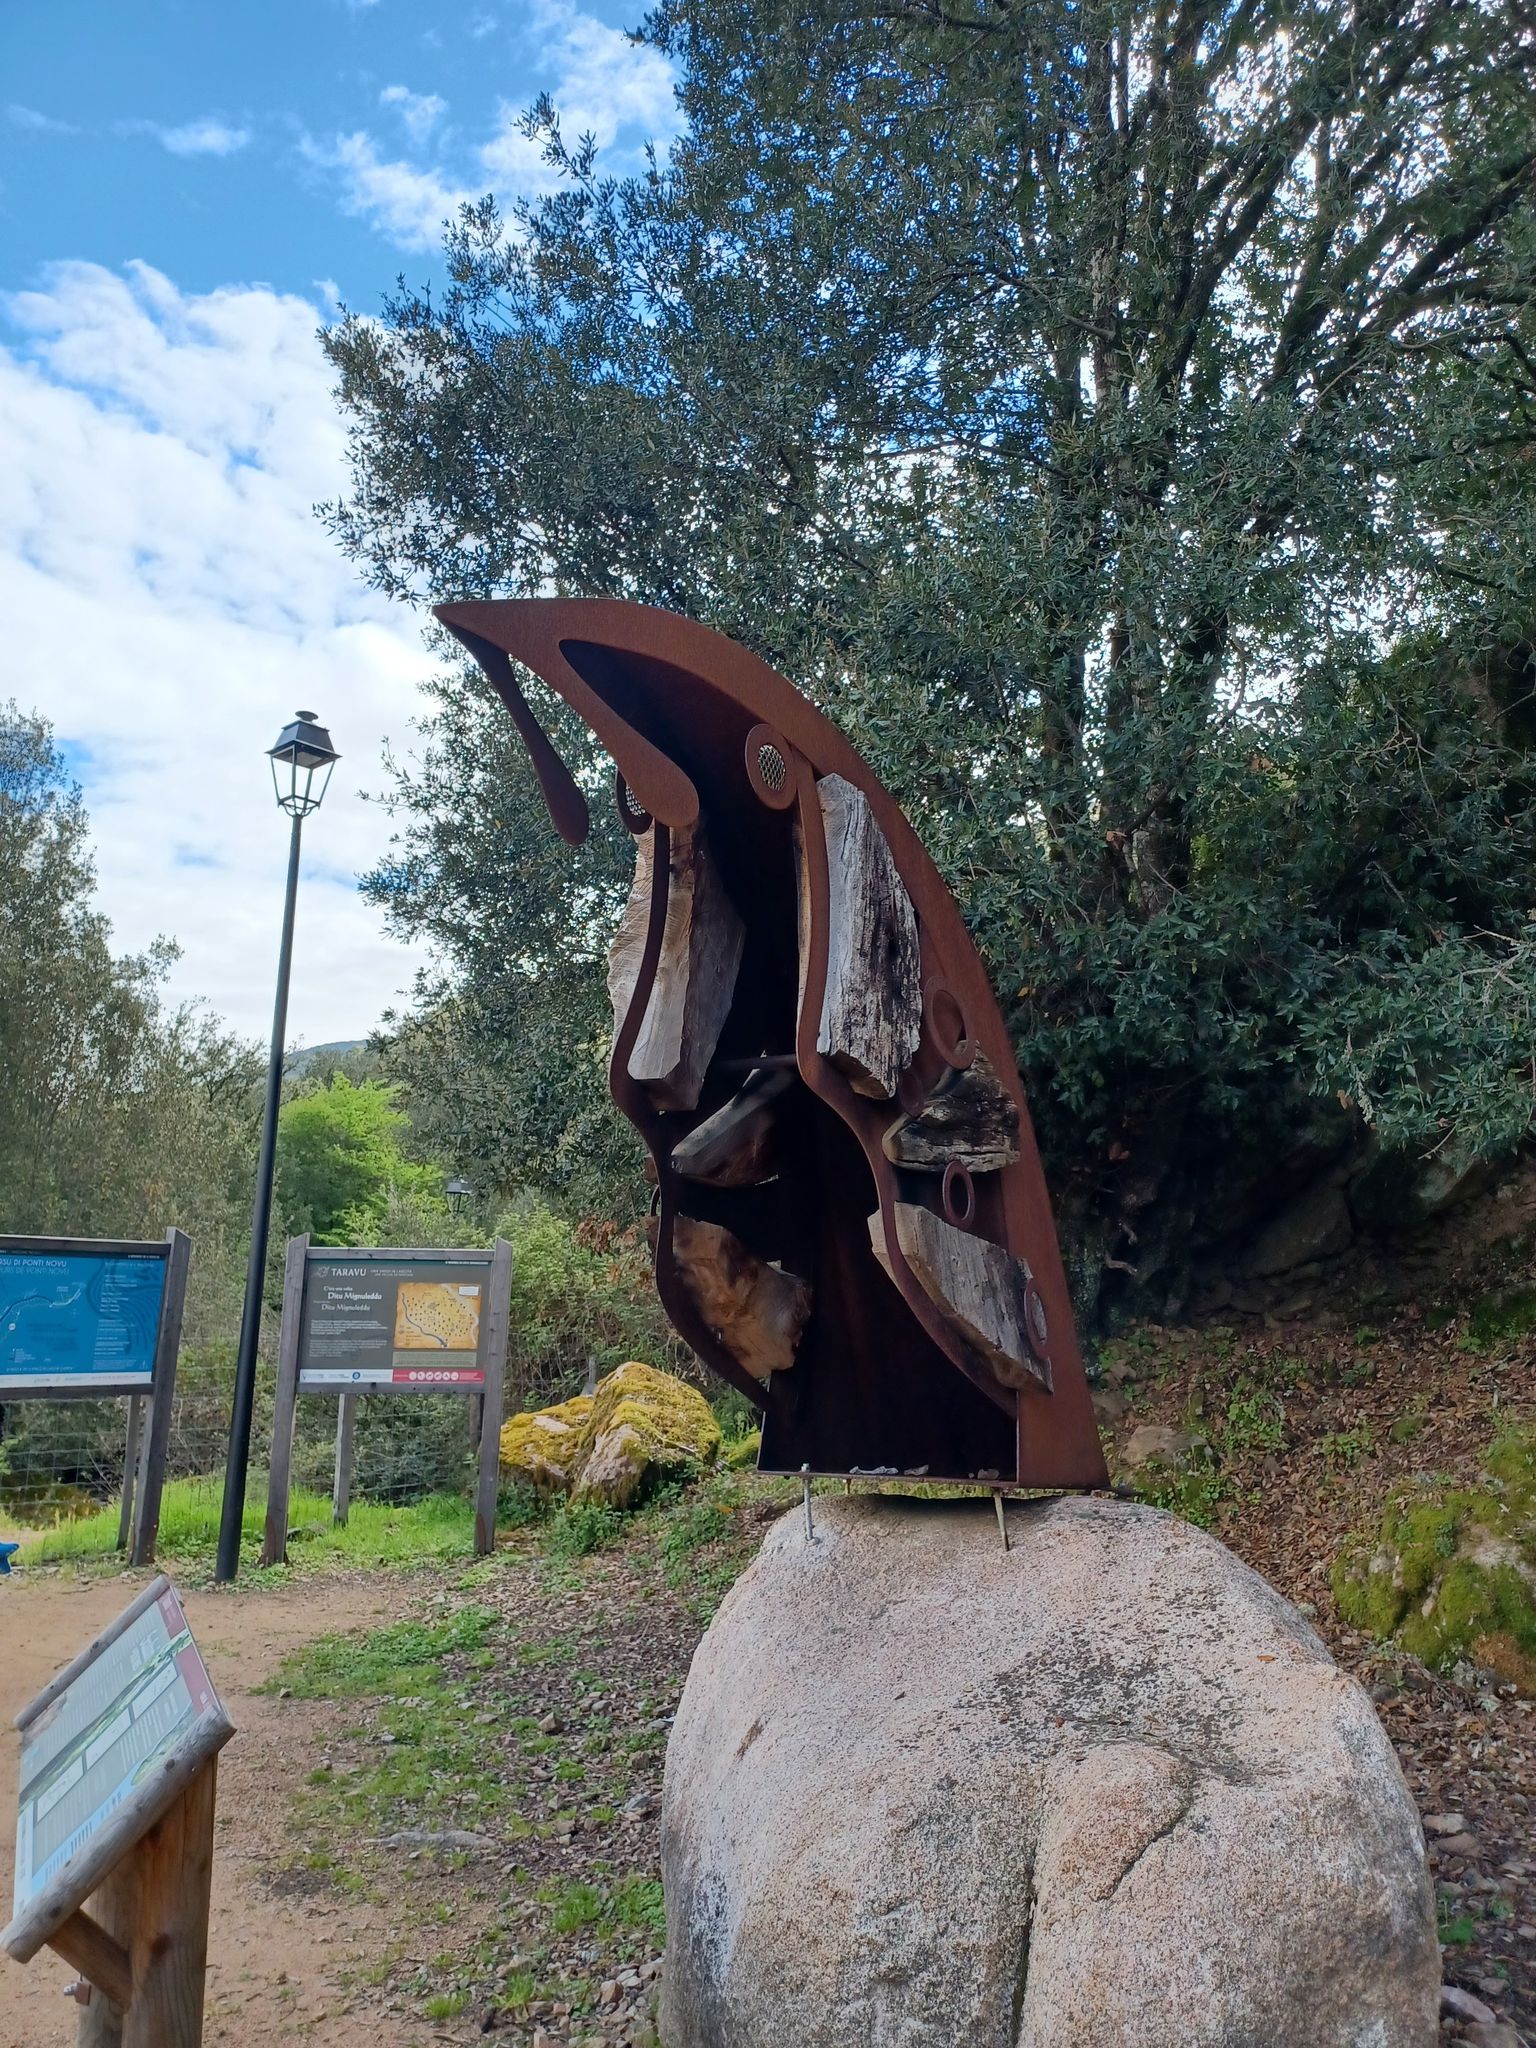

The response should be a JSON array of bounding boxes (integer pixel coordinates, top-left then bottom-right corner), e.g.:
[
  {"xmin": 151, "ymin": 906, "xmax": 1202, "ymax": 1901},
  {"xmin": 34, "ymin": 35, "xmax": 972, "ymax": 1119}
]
[
  {"xmin": 446, "ymin": 1177, "xmax": 473, "ymax": 1217},
  {"xmin": 215, "ymin": 712, "xmax": 341, "ymax": 1585}
]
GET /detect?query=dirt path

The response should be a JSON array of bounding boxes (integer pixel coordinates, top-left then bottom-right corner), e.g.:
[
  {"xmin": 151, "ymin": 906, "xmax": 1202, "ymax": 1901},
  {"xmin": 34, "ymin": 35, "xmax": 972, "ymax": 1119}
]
[{"xmin": 0, "ymin": 1564, "xmax": 430, "ymax": 2048}]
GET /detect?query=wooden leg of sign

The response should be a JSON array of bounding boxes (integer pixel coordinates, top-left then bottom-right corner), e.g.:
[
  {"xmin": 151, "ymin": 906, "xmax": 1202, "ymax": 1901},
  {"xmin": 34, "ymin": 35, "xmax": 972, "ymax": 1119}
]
[
  {"xmin": 332, "ymin": 1394, "xmax": 357, "ymax": 1527},
  {"xmin": 129, "ymin": 1229, "xmax": 190, "ymax": 1569},
  {"xmin": 261, "ymin": 1234, "xmax": 308, "ymax": 1568},
  {"xmin": 116, "ymin": 1398, "xmax": 143, "ymax": 1553},
  {"xmin": 72, "ymin": 1759, "xmax": 218, "ymax": 2048},
  {"xmin": 474, "ymin": 1238, "xmax": 513, "ymax": 1558}
]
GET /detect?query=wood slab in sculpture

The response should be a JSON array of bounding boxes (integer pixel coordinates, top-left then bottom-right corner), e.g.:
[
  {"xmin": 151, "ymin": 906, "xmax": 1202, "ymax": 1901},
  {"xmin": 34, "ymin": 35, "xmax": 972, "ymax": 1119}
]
[
  {"xmin": 883, "ymin": 1049, "xmax": 1021, "ymax": 1172},
  {"xmin": 670, "ymin": 1216, "xmax": 811, "ymax": 1381},
  {"xmin": 608, "ymin": 821, "xmax": 744, "ymax": 1113},
  {"xmin": 670, "ymin": 1069, "xmax": 794, "ymax": 1187},
  {"xmin": 807, "ymin": 774, "xmax": 921, "ymax": 1100},
  {"xmin": 871, "ymin": 1204, "xmax": 1050, "ymax": 1392}
]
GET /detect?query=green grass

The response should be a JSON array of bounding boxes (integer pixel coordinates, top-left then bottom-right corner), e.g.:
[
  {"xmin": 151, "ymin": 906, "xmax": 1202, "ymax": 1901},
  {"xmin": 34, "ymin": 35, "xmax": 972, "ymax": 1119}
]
[
  {"xmin": 267, "ymin": 1603, "xmax": 513, "ymax": 1869},
  {"xmin": 16, "ymin": 1475, "xmax": 479, "ymax": 1575},
  {"xmin": 263, "ymin": 1604, "xmax": 500, "ymax": 1699},
  {"xmin": 544, "ymin": 1500, "xmax": 625, "ymax": 1557}
]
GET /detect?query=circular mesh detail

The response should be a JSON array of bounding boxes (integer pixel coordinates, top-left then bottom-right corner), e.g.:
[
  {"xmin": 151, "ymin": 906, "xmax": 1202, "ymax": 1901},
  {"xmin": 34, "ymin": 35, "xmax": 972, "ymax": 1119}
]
[{"xmin": 756, "ymin": 742, "xmax": 788, "ymax": 793}]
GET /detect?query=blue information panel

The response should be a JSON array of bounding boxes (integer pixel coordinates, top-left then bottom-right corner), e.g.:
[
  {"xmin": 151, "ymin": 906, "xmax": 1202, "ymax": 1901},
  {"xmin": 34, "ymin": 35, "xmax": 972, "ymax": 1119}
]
[{"xmin": 0, "ymin": 1250, "xmax": 167, "ymax": 1394}]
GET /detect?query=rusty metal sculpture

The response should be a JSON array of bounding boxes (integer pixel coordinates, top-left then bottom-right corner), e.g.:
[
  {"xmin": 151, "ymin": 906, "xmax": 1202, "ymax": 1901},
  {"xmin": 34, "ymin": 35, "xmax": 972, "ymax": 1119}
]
[{"xmin": 435, "ymin": 599, "xmax": 1109, "ymax": 1491}]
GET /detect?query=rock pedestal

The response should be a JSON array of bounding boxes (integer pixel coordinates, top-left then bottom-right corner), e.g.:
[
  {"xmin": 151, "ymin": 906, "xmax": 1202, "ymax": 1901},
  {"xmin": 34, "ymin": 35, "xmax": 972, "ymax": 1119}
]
[{"xmin": 659, "ymin": 1494, "xmax": 1438, "ymax": 2048}]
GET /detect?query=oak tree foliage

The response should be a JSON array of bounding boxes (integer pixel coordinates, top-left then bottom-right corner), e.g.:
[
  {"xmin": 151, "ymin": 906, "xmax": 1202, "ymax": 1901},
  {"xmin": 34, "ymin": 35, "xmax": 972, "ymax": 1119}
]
[{"xmin": 328, "ymin": 0, "xmax": 1536, "ymax": 1308}]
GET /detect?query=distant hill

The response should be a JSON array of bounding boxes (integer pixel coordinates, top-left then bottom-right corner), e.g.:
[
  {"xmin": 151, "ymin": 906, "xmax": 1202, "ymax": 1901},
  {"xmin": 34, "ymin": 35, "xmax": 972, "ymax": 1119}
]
[{"xmin": 286, "ymin": 1039, "xmax": 366, "ymax": 1075}]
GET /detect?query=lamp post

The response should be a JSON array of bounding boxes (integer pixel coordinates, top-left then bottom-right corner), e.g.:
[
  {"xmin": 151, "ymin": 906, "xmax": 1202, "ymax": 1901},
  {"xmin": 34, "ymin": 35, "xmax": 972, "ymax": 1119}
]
[
  {"xmin": 215, "ymin": 712, "xmax": 340, "ymax": 1585},
  {"xmin": 445, "ymin": 1177, "xmax": 473, "ymax": 1217}
]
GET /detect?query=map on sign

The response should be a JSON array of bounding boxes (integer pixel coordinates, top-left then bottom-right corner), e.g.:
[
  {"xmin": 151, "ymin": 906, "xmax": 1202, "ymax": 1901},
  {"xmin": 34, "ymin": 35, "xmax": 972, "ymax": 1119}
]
[
  {"xmin": 0, "ymin": 1250, "xmax": 166, "ymax": 1393},
  {"xmin": 297, "ymin": 1254, "xmax": 490, "ymax": 1391},
  {"xmin": 12, "ymin": 1583, "xmax": 221, "ymax": 1916},
  {"xmin": 394, "ymin": 1281, "xmax": 481, "ymax": 1352}
]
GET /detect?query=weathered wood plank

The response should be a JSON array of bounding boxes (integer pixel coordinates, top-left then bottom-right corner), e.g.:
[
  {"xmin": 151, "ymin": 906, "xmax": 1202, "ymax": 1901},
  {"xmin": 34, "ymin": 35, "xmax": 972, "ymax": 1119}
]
[
  {"xmin": 331, "ymin": 1394, "xmax": 357, "ymax": 1527},
  {"xmin": 882, "ymin": 1048, "xmax": 1021, "ymax": 1172},
  {"xmin": 869, "ymin": 1204, "xmax": 1050, "ymax": 1391},
  {"xmin": 809, "ymin": 774, "xmax": 921, "ymax": 1100},
  {"xmin": 671, "ymin": 1216, "xmax": 811, "ymax": 1380},
  {"xmin": 608, "ymin": 822, "xmax": 745, "ymax": 1112},
  {"xmin": 48, "ymin": 1910, "xmax": 131, "ymax": 2015},
  {"xmin": 670, "ymin": 1068, "xmax": 794, "ymax": 1187},
  {"xmin": 260, "ymin": 1234, "xmax": 309, "ymax": 1569}
]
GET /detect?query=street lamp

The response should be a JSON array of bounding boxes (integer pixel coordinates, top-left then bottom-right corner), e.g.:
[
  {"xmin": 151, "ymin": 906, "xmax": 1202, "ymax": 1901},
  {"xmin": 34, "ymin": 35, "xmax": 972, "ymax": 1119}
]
[
  {"xmin": 446, "ymin": 1177, "xmax": 473, "ymax": 1216},
  {"xmin": 215, "ymin": 711, "xmax": 341, "ymax": 1584}
]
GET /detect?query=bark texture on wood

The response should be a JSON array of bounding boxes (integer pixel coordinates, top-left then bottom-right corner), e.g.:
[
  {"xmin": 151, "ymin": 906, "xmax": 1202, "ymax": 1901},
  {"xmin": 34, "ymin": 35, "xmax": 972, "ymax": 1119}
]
[
  {"xmin": 608, "ymin": 821, "xmax": 745, "ymax": 1112},
  {"xmin": 671, "ymin": 1215, "xmax": 811, "ymax": 1381},
  {"xmin": 807, "ymin": 774, "xmax": 921, "ymax": 1100},
  {"xmin": 870, "ymin": 1205, "xmax": 1050, "ymax": 1391},
  {"xmin": 882, "ymin": 1049, "xmax": 1022, "ymax": 1172},
  {"xmin": 74, "ymin": 1761, "xmax": 218, "ymax": 2048},
  {"xmin": 670, "ymin": 1068, "xmax": 795, "ymax": 1187}
]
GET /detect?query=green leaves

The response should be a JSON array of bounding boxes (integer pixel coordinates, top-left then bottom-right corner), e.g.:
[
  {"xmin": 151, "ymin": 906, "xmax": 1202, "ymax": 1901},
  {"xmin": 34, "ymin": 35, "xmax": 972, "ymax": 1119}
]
[{"xmin": 324, "ymin": 0, "xmax": 1536, "ymax": 1309}]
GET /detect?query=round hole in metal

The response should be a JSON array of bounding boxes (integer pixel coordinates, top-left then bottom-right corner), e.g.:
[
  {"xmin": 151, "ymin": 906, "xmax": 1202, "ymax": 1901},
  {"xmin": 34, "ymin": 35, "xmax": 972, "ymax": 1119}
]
[
  {"xmin": 744, "ymin": 722, "xmax": 798, "ymax": 809},
  {"xmin": 615, "ymin": 771, "xmax": 652, "ymax": 834},
  {"xmin": 924, "ymin": 978, "xmax": 974, "ymax": 1071},
  {"xmin": 941, "ymin": 1159, "xmax": 976, "ymax": 1230}
]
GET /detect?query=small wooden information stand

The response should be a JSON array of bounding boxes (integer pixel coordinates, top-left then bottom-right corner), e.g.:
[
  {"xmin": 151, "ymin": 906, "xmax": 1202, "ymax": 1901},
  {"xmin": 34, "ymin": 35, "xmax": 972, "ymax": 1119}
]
[{"xmin": 1, "ymin": 1577, "xmax": 233, "ymax": 2046}]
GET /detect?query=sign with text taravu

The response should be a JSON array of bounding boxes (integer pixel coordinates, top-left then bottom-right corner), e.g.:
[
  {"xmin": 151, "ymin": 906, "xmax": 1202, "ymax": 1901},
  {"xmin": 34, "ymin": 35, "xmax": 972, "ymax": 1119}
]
[{"xmin": 297, "ymin": 1249, "xmax": 493, "ymax": 1392}]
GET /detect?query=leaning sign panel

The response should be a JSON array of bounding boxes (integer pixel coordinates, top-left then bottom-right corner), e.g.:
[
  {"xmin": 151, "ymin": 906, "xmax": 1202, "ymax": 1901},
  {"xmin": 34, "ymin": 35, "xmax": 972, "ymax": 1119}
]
[
  {"xmin": 0, "ymin": 1242, "xmax": 170, "ymax": 1394},
  {"xmin": 12, "ymin": 1581, "xmax": 221, "ymax": 1916},
  {"xmin": 297, "ymin": 1249, "xmax": 493, "ymax": 1391},
  {"xmin": 2, "ymin": 1575, "xmax": 233, "ymax": 1978}
]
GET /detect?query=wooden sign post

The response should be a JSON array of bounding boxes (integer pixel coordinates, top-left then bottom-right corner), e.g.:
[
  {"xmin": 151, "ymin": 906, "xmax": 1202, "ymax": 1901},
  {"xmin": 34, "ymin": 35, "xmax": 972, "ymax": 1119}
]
[
  {"xmin": 261, "ymin": 1236, "xmax": 513, "ymax": 1566},
  {"xmin": 0, "ymin": 1577, "xmax": 233, "ymax": 2046}
]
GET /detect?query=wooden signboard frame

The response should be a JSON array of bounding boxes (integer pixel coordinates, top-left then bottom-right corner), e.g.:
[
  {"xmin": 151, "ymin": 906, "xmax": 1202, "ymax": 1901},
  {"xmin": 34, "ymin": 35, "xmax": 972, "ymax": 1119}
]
[
  {"xmin": 0, "ymin": 1231, "xmax": 191, "ymax": 1567},
  {"xmin": 260, "ymin": 1236, "xmax": 512, "ymax": 1566},
  {"xmin": 1, "ymin": 1575, "xmax": 233, "ymax": 2047}
]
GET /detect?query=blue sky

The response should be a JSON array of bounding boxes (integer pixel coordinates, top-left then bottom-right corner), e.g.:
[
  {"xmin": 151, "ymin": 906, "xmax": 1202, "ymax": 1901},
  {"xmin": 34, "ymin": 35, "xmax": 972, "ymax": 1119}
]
[{"xmin": 0, "ymin": 0, "xmax": 675, "ymax": 1042}]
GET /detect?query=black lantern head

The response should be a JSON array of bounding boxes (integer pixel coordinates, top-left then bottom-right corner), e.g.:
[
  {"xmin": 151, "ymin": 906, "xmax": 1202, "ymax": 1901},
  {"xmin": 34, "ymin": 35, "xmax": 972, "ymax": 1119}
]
[
  {"xmin": 268, "ymin": 711, "xmax": 340, "ymax": 817},
  {"xmin": 446, "ymin": 1177, "xmax": 473, "ymax": 1215}
]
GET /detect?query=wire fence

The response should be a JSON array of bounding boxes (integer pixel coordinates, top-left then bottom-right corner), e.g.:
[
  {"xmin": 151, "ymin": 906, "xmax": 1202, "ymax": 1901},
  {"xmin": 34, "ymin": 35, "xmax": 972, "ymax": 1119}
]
[{"xmin": 0, "ymin": 1361, "xmax": 496, "ymax": 1537}]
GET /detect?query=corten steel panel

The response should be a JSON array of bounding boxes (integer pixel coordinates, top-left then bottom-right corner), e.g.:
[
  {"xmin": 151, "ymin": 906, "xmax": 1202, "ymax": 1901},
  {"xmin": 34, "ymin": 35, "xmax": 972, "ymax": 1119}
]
[{"xmin": 435, "ymin": 598, "xmax": 1108, "ymax": 1492}]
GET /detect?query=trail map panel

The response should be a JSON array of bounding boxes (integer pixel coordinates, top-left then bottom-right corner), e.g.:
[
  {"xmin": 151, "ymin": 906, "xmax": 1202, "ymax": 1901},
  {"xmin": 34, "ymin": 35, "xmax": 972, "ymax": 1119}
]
[
  {"xmin": 0, "ymin": 1248, "xmax": 168, "ymax": 1394},
  {"xmin": 297, "ymin": 1252, "xmax": 491, "ymax": 1391},
  {"xmin": 11, "ymin": 1583, "xmax": 220, "ymax": 1917}
]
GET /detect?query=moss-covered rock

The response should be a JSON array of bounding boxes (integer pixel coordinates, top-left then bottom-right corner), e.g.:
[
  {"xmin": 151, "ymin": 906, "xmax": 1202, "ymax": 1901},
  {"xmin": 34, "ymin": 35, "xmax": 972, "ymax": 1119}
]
[
  {"xmin": 572, "ymin": 1361, "xmax": 721, "ymax": 1510},
  {"xmin": 499, "ymin": 1393, "xmax": 594, "ymax": 1495},
  {"xmin": 1331, "ymin": 1426, "xmax": 1536, "ymax": 1690}
]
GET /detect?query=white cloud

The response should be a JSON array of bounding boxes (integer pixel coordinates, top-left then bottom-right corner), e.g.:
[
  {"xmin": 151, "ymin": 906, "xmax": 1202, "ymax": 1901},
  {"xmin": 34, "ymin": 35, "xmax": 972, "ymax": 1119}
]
[
  {"xmin": 379, "ymin": 84, "xmax": 447, "ymax": 146},
  {"xmin": 305, "ymin": 0, "xmax": 676, "ymax": 249},
  {"xmin": 156, "ymin": 117, "xmax": 251, "ymax": 158},
  {"xmin": 301, "ymin": 131, "xmax": 473, "ymax": 253},
  {"xmin": 7, "ymin": 104, "xmax": 78, "ymax": 135},
  {"xmin": 0, "ymin": 261, "xmax": 435, "ymax": 1045}
]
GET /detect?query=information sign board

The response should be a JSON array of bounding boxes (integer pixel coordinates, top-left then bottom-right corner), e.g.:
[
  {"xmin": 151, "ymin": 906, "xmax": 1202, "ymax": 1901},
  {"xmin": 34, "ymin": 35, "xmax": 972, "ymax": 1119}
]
[
  {"xmin": 297, "ymin": 1250, "xmax": 492, "ymax": 1391},
  {"xmin": 0, "ymin": 1247, "xmax": 168, "ymax": 1394},
  {"xmin": 263, "ymin": 1237, "xmax": 512, "ymax": 1568},
  {"xmin": 11, "ymin": 1581, "xmax": 221, "ymax": 1918}
]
